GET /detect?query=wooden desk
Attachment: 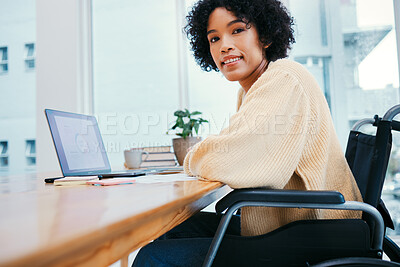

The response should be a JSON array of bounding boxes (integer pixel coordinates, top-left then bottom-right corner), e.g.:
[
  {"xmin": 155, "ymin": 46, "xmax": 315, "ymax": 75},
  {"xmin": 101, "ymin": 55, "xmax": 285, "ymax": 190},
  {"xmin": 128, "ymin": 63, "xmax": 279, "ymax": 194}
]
[{"xmin": 0, "ymin": 173, "xmax": 229, "ymax": 267}]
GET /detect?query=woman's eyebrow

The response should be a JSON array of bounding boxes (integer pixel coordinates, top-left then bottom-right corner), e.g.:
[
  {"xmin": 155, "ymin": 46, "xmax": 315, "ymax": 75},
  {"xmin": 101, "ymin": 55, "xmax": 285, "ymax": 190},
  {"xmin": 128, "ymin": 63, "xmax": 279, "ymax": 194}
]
[
  {"xmin": 227, "ymin": 19, "xmax": 245, "ymax": 27},
  {"xmin": 207, "ymin": 19, "xmax": 246, "ymax": 36},
  {"xmin": 206, "ymin": 29, "xmax": 216, "ymax": 36}
]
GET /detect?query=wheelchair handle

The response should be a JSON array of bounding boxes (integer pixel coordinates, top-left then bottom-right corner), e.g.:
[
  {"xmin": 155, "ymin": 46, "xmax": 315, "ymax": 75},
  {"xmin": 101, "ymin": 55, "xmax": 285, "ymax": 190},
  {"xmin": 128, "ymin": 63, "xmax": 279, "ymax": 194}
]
[
  {"xmin": 351, "ymin": 106, "xmax": 400, "ymax": 132},
  {"xmin": 383, "ymin": 104, "xmax": 400, "ymax": 121},
  {"xmin": 352, "ymin": 118, "xmax": 375, "ymax": 131}
]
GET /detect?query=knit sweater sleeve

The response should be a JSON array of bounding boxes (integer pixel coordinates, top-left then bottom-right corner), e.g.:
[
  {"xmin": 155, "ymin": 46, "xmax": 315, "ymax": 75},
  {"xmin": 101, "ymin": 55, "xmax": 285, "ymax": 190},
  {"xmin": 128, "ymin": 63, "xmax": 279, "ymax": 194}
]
[{"xmin": 184, "ymin": 70, "xmax": 312, "ymax": 189}]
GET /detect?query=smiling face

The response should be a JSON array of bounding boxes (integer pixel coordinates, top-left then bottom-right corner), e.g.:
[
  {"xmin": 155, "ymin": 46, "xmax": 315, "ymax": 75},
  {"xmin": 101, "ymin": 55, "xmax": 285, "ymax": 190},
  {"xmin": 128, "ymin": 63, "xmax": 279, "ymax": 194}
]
[{"xmin": 207, "ymin": 7, "xmax": 269, "ymax": 91}]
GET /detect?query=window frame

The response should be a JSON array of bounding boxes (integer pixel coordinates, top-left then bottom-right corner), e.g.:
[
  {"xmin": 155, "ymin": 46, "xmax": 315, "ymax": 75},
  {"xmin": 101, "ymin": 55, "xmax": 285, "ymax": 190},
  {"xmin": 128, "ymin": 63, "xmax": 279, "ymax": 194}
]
[
  {"xmin": 0, "ymin": 47, "xmax": 8, "ymax": 74},
  {"xmin": 24, "ymin": 43, "xmax": 35, "ymax": 70},
  {"xmin": 0, "ymin": 141, "xmax": 9, "ymax": 168},
  {"xmin": 25, "ymin": 139, "xmax": 36, "ymax": 166}
]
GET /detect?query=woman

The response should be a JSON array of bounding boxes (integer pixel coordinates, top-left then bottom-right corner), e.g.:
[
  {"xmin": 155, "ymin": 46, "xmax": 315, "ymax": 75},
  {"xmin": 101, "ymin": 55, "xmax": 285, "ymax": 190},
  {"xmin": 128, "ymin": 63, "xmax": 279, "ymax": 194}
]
[{"xmin": 133, "ymin": 0, "xmax": 362, "ymax": 265}]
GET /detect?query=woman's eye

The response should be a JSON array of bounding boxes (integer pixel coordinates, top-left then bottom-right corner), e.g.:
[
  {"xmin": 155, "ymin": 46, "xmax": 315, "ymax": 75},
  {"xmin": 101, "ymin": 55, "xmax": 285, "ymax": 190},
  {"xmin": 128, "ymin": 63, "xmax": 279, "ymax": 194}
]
[
  {"xmin": 233, "ymin": 28, "xmax": 244, "ymax": 34},
  {"xmin": 209, "ymin": 37, "xmax": 219, "ymax": 43}
]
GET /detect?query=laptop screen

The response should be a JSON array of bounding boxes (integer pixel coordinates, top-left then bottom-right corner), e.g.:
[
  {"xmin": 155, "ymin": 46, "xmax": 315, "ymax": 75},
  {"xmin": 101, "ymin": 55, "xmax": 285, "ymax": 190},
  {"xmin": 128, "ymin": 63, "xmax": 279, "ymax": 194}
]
[{"xmin": 45, "ymin": 109, "xmax": 111, "ymax": 176}]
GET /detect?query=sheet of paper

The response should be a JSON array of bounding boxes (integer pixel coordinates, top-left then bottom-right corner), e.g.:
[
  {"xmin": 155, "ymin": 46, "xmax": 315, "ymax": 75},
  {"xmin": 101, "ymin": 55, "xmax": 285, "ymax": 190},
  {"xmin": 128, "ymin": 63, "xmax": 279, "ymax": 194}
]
[
  {"xmin": 54, "ymin": 176, "xmax": 98, "ymax": 186},
  {"xmin": 87, "ymin": 178, "xmax": 136, "ymax": 186},
  {"xmin": 134, "ymin": 173, "xmax": 197, "ymax": 184}
]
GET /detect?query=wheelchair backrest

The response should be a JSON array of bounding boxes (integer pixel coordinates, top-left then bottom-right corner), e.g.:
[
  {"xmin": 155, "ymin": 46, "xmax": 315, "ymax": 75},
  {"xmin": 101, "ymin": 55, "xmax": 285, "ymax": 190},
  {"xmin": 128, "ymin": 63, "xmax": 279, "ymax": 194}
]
[
  {"xmin": 345, "ymin": 119, "xmax": 392, "ymax": 208},
  {"xmin": 345, "ymin": 112, "xmax": 400, "ymax": 230}
]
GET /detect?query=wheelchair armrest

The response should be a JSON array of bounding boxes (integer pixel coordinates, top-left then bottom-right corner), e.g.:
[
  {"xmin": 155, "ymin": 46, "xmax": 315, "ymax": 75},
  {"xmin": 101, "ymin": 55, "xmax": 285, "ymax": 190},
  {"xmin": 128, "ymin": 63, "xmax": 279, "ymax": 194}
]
[{"xmin": 216, "ymin": 188, "xmax": 345, "ymax": 214}]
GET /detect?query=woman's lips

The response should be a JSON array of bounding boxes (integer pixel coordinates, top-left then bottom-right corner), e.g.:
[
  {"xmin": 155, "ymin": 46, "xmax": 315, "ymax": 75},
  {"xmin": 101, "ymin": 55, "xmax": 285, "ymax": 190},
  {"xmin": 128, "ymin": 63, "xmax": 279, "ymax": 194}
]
[{"xmin": 222, "ymin": 56, "xmax": 243, "ymax": 66}]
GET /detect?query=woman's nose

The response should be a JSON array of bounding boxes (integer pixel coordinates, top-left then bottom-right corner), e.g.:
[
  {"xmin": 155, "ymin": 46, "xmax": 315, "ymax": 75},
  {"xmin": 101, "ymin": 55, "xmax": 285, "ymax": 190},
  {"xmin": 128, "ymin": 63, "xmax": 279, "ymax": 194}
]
[{"xmin": 220, "ymin": 37, "xmax": 234, "ymax": 53}]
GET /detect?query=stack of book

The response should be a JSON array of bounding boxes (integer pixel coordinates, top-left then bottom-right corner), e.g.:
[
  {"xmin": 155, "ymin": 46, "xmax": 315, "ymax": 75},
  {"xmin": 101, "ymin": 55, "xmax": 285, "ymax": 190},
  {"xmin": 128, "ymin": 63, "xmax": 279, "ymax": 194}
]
[{"xmin": 140, "ymin": 146, "xmax": 177, "ymax": 168}]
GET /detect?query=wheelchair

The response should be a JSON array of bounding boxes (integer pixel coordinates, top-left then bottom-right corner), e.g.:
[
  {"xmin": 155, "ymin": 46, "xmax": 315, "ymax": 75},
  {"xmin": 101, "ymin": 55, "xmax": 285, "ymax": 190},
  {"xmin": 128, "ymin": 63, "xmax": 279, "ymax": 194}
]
[{"xmin": 202, "ymin": 104, "xmax": 400, "ymax": 267}]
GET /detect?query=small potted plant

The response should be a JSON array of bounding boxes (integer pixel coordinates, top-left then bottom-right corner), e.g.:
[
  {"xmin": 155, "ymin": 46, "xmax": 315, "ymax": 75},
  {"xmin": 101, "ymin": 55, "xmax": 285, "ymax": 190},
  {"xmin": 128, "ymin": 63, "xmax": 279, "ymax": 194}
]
[{"xmin": 167, "ymin": 109, "xmax": 208, "ymax": 165}]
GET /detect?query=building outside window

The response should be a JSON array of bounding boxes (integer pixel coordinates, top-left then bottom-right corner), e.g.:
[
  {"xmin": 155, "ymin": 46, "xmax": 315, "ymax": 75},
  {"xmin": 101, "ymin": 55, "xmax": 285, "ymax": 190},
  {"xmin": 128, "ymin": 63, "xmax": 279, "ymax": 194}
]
[
  {"xmin": 0, "ymin": 141, "xmax": 8, "ymax": 169},
  {"xmin": 24, "ymin": 43, "xmax": 35, "ymax": 70},
  {"xmin": 0, "ymin": 1, "xmax": 36, "ymax": 176},
  {"xmin": 293, "ymin": 56, "xmax": 332, "ymax": 107},
  {"xmin": 0, "ymin": 47, "xmax": 8, "ymax": 73},
  {"xmin": 25, "ymin": 139, "xmax": 36, "ymax": 166}
]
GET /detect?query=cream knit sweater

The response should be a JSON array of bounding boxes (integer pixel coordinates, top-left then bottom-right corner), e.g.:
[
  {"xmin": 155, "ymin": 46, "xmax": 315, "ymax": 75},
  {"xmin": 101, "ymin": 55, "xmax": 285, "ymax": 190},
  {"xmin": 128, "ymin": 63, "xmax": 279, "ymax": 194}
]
[{"xmin": 184, "ymin": 59, "xmax": 362, "ymax": 236}]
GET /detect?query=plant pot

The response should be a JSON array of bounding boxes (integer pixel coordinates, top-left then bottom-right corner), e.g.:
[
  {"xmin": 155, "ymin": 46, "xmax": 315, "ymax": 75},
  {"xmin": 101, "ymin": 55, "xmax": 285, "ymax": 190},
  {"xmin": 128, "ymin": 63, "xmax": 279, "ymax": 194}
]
[{"xmin": 172, "ymin": 136, "xmax": 202, "ymax": 166}]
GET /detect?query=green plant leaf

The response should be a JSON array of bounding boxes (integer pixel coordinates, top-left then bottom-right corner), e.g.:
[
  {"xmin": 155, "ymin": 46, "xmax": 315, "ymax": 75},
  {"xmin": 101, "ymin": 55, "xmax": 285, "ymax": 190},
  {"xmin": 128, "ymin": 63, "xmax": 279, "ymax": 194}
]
[
  {"xmin": 168, "ymin": 109, "xmax": 209, "ymax": 137},
  {"xmin": 183, "ymin": 123, "xmax": 192, "ymax": 137},
  {"xmin": 174, "ymin": 110, "xmax": 186, "ymax": 117},
  {"xmin": 190, "ymin": 111, "xmax": 202, "ymax": 116},
  {"xmin": 183, "ymin": 123, "xmax": 191, "ymax": 132},
  {"xmin": 184, "ymin": 109, "xmax": 190, "ymax": 117},
  {"xmin": 194, "ymin": 122, "xmax": 199, "ymax": 135},
  {"xmin": 176, "ymin": 117, "xmax": 184, "ymax": 128},
  {"xmin": 171, "ymin": 123, "xmax": 178, "ymax": 130}
]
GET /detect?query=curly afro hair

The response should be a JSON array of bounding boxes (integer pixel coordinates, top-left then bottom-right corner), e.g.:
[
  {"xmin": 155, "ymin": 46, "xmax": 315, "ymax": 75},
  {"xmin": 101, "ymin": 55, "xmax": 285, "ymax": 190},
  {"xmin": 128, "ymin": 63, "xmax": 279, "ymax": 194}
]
[{"xmin": 185, "ymin": 0, "xmax": 295, "ymax": 72}]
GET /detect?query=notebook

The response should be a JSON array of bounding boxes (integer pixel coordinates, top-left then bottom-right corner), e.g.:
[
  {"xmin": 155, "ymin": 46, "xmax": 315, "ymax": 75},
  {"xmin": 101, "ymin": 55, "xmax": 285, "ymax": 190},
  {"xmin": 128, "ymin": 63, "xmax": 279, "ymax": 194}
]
[{"xmin": 45, "ymin": 109, "xmax": 147, "ymax": 178}]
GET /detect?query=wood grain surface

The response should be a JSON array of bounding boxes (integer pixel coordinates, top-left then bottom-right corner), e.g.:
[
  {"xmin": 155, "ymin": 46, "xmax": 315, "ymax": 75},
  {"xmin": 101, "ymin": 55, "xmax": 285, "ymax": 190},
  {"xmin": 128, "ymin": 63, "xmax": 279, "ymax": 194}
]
[{"xmin": 0, "ymin": 173, "xmax": 229, "ymax": 267}]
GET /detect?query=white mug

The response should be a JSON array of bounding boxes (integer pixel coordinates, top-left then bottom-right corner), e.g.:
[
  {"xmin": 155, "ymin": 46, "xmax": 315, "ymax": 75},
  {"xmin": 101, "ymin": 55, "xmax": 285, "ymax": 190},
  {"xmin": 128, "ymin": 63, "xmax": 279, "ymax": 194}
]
[{"xmin": 124, "ymin": 149, "xmax": 149, "ymax": 169}]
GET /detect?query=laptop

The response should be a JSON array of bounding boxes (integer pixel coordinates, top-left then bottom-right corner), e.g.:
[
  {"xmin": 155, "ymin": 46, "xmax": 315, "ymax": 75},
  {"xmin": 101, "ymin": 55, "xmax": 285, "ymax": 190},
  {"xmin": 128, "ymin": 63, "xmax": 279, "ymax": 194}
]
[{"xmin": 45, "ymin": 109, "xmax": 147, "ymax": 180}]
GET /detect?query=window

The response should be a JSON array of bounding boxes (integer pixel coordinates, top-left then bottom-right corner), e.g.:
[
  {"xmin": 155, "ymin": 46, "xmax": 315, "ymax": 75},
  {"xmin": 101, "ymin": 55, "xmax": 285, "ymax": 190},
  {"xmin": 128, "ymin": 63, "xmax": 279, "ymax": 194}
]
[
  {"xmin": 0, "ymin": 47, "xmax": 8, "ymax": 73},
  {"xmin": 25, "ymin": 140, "xmax": 36, "ymax": 166},
  {"xmin": 24, "ymin": 43, "xmax": 35, "ymax": 70},
  {"xmin": 0, "ymin": 141, "xmax": 9, "ymax": 168},
  {"xmin": 92, "ymin": 0, "xmax": 182, "ymax": 166},
  {"xmin": 294, "ymin": 56, "xmax": 332, "ymax": 107}
]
